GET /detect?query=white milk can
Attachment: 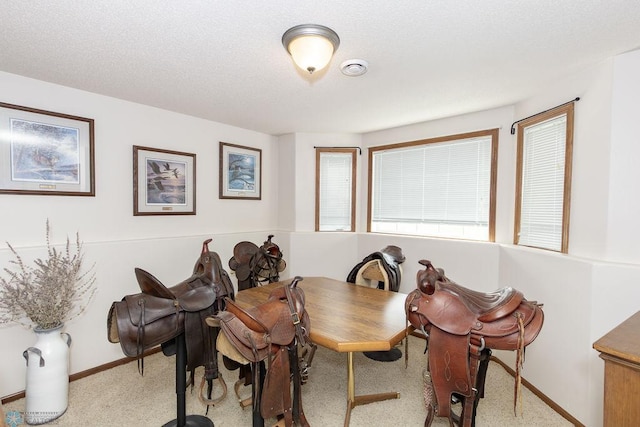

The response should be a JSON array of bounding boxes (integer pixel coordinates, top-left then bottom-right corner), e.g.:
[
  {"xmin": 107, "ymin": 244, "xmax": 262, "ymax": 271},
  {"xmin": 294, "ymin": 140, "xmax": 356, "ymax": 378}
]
[{"xmin": 23, "ymin": 325, "xmax": 71, "ymax": 425}]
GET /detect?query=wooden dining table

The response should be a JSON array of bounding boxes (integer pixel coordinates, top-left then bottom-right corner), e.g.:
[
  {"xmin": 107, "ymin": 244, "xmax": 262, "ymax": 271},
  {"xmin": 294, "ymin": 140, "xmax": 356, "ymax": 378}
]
[{"xmin": 234, "ymin": 276, "xmax": 409, "ymax": 426}]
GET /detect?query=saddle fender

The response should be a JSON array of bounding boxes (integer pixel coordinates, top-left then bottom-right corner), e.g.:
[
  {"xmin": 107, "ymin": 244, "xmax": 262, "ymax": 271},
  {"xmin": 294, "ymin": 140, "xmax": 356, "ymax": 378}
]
[{"xmin": 108, "ymin": 295, "xmax": 186, "ymax": 358}]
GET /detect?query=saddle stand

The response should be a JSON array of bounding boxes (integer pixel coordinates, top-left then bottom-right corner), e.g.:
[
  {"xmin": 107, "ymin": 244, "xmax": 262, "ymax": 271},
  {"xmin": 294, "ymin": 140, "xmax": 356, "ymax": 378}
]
[{"xmin": 163, "ymin": 333, "xmax": 213, "ymax": 427}]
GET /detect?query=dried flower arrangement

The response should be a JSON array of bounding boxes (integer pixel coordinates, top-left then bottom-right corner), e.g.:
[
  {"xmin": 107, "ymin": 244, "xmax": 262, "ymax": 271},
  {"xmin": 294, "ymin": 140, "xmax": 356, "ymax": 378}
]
[{"xmin": 0, "ymin": 220, "xmax": 96, "ymax": 330}]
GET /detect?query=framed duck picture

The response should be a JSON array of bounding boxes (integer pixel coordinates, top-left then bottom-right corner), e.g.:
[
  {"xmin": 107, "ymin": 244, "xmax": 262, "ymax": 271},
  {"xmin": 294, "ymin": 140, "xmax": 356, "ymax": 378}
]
[
  {"xmin": 133, "ymin": 145, "xmax": 196, "ymax": 215},
  {"xmin": 219, "ymin": 141, "xmax": 261, "ymax": 200}
]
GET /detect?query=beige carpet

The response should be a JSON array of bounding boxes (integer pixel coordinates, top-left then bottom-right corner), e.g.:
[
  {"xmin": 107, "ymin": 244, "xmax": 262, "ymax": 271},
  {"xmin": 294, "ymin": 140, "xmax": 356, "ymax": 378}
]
[{"xmin": 4, "ymin": 335, "xmax": 572, "ymax": 426}]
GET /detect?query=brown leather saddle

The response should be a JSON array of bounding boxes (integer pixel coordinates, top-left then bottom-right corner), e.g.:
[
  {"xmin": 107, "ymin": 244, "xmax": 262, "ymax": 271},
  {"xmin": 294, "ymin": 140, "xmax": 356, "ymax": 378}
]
[
  {"xmin": 228, "ymin": 234, "xmax": 286, "ymax": 292},
  {"xmin": 210, "ymin": 276, "xmax": 311, "ymax": 427},
  {"xmin": 346, "ymin": 245, "xmax": 405, "ymax": 292},
  {"xmin": 107, "ymin": 238, "xmax": 235, "ymax": 408},
  {"xmin": 405, "ymin": 260, "xmax": 544, "ymax": 427},
  {"xmin": 226, "ymin": 235, "xmax": 290, "ymax": 405}
]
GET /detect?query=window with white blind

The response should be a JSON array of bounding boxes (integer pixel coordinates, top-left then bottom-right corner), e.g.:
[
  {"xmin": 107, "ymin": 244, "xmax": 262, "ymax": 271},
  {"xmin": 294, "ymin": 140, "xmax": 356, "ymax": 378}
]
[
  {"xmin": 368, "ymin": 130, "xmax": 498, "ymax": 241},
  {"xmin": 315, "ymin": 148, "xmax": 356, "ymax": 232},
  {"xmin": 514, "ymin": 103, "xmax": 574, "ymax": 253}
]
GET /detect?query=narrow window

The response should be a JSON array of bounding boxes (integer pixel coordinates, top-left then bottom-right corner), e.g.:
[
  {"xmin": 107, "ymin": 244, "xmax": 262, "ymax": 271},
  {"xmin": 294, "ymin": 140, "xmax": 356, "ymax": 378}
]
[
  {"xmin": 514, "ymin": 103, "xmax": 574, "ymax": 252},
  {"xmin": 315, "ymin": 148, "xmax": 357, "ymax": 232},
  {"xmin": 368, "ymin": 129, "xmax": 498, "ymax": 241}
]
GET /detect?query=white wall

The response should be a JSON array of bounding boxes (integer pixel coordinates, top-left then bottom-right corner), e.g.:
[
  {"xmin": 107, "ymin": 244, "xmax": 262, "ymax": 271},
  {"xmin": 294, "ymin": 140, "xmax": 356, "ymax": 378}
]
[
  {"xmin": 277, "ymin": 134, "xmax": 296, "ymax": 231},
  {"xmin": 361, "ymin": 106, "xmax": 517, "ymax": 243},
  {"xmin": 0, "ymin": 73, "xmax": 280, "ymax": 244},
  {"xmin": 0, "ymin": 71, "xmax": 282, "ymax": 397},
  {"xmin": 286, "ymin": 132, "xmax": 363, "ymax": 232},
  {"xmin": 514, "ymin": 59, "xmax": 615, "ymax": 261},
  {"xmin": 606, "ymin": 48, "xmax": 640, "ymax": 262}
]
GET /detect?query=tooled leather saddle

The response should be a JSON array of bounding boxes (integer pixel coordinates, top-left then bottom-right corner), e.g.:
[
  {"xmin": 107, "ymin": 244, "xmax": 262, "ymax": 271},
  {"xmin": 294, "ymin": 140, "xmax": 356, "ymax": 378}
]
[
  {"xmin": 210, "ymin": 276, "xmax": 311, "ymax": 427},
  {"xmin": 107, "ymin": 238, "xmax": 235, "ymax": 408},
  {"xmin": 405, "ymin": 260, "xmax": 544, "ymax": 427}
]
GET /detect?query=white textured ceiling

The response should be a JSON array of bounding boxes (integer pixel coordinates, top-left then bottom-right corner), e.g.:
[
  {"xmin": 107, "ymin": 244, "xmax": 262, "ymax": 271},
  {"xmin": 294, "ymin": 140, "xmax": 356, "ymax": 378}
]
[{"xmin": 1, "ymin": 1, "xmax": 640, "ymax": 135}]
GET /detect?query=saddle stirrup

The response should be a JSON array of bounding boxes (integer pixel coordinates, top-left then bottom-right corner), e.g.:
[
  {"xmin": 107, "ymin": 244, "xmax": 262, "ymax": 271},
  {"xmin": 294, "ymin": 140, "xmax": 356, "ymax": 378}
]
[{"xmin": 198, "ymin": 374, "xmax": 228, "ymax": 407}]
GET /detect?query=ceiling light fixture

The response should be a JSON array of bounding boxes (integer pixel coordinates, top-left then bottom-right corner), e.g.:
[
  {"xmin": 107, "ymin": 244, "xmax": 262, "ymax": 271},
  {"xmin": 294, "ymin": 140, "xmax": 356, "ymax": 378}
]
[{"xmin": 282, "ymin": 24, "xmax": 340, "ymax": 74}]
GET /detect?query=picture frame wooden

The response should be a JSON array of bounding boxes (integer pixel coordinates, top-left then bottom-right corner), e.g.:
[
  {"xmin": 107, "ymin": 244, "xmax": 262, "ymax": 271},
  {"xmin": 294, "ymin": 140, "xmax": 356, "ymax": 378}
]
[
  {"xmin": 133, "ymin": 145, "xmax": 196, "ymax": 215},
  {"xmin": 0, "ymin": 102, "xmax": 95, "ymax": 196},
  {"xmin": 219, "ymin": 141, "xmax": 262, "ymax": 200}
]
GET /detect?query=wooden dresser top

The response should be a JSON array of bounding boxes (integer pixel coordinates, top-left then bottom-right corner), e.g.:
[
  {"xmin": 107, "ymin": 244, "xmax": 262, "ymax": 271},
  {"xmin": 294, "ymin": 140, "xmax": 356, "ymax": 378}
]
[{"xmin": 593, "ymin": 311, "xmax": 640, "ymax": 364}]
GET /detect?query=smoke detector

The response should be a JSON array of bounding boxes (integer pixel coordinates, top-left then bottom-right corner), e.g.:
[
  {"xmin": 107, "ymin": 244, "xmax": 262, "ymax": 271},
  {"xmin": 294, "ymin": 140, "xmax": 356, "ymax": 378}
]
[{"xmin": 340, "ymin": 59, "xmax": 368, "ymax": 77}]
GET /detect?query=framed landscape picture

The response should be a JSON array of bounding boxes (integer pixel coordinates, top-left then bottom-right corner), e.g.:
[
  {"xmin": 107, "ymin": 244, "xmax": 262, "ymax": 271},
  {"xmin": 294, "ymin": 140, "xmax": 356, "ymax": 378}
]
[
  {"xmin": 0, "ymin": 102, "xmax": 95, "ymax": 196},
  {"xmin": 219, "ymin": 141, "xmax": 261, "ymax": 200},
  {"xmin": 133, "ymin": 145, "xmax": 196, "ymax": 215}
]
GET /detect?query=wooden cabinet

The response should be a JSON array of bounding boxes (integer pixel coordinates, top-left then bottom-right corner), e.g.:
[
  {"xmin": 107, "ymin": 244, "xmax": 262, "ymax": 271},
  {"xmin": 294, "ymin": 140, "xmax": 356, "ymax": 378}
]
[{"xmin": 593, "ymin": 311, "xmax": 640, "ymax": 427}]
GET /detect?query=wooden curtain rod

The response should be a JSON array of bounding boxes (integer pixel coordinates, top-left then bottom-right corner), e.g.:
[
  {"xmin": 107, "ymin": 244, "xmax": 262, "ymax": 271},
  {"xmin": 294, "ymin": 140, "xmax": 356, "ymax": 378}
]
[
  {"xmin": 313, "ymin": 146, "xmax": 362, "ymax": 155},
  {"xmin": 510, "ymin": 97, "xmax": 580, "ymax": 135}
]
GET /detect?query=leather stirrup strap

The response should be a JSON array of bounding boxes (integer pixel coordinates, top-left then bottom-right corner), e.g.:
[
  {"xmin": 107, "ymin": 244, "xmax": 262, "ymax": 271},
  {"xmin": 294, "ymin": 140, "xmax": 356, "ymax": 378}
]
[
  {"xmin": 514, "ymin": 312, "xmax": 525, "ymax": 416},
  {"xmin": 137, "ymin": 299, "xmax": 145, "ymax": 375},
  {"xmin": 462, "ymin": 335, "xmax": 483, "ymax": 427},
  {"xmin": 290, "ymin": 344, "xmax": 310, "ymax": 427},
  {"xmin": 252, "ymin": 361, "xmax": 261, "ymax": 413},
  {"xmin": 284, "ymin": 278, "xmax": 307, "ymax": 346}
]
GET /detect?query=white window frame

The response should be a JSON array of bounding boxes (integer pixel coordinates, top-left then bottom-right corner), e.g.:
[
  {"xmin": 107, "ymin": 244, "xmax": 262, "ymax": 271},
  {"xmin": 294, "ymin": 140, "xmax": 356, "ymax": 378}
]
[
  {"xmin": 367, "ymin": 129, "xmax": 498, "ymax": 241},
  {"xmin": 315, "ymin": 148, "xmax": 357, "ymax": 232},
  {"xmin": 514, "ymin": 103, "xmax": 574, "ymax": 253}
]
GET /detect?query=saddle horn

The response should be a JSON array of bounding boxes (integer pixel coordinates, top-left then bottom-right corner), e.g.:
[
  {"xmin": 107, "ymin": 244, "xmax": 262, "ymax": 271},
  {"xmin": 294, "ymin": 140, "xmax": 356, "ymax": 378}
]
[
  {"xmin": 202, "ymin": 238, "xmax": 213, "ymax": 254},
  {"xmin": 417, "ymin": 260, "xmax": 437, "ymax": 295},
  {"xmin": 289, "ymin": 276, "xmax": 303, "ymax": 288}
]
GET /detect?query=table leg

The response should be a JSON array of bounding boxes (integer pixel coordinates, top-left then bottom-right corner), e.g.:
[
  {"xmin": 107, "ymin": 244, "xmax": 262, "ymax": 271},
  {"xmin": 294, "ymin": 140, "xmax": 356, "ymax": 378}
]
[{"xmin": 344, "ymin": 352, "xmax": 400, "ymax": 427}]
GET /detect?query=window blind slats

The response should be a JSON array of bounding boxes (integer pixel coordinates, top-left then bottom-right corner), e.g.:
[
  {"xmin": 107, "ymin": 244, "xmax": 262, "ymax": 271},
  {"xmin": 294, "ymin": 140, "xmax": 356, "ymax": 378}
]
[
  {"xmin": 518, "ymin": 114, "xmax": 567, "ymax": 251},
  {"xmin": 371, "ymin": 136, "xmax": 492, "ymax": 239},
  {"xmin": 318, "ymin": 152, "xmax": 353, "ymax": 231}
]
